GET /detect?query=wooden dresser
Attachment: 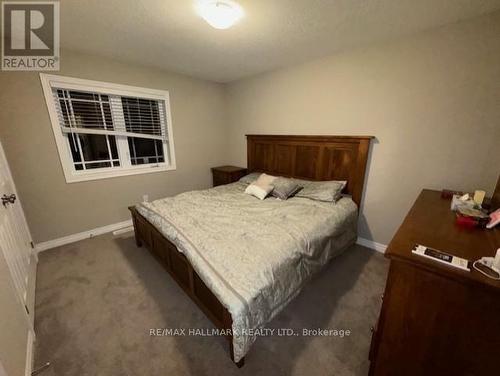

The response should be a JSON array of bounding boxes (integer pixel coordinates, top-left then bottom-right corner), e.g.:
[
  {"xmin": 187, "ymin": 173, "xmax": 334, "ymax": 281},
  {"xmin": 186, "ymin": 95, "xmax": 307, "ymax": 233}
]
[{"xmin": 369, "ymin": 189, "xmax": 500, "ymax": 376}]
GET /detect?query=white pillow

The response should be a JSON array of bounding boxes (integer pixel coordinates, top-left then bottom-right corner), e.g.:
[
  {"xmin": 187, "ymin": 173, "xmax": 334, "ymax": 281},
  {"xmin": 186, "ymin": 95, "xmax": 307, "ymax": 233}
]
[
  {"xmin": 245, "ymin": 183, "xmax": 273, "ymax": 200},
  {"xmin": 255, "ymin": 173, "xmax": 277, "ymax": 186}
]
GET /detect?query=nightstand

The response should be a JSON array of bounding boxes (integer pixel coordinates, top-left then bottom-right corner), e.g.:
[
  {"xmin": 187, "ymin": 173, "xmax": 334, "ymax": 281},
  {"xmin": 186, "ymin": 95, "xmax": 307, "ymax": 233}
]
[{"xmin": 211, "ymin": 166, "xmax": 247, "ymax": 187}]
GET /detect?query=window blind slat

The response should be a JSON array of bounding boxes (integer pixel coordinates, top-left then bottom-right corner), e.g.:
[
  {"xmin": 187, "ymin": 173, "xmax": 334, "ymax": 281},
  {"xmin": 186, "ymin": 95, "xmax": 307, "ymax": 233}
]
[{"xmin": 60, "ymin": 126, "xmax": 165, "ymax": 141}]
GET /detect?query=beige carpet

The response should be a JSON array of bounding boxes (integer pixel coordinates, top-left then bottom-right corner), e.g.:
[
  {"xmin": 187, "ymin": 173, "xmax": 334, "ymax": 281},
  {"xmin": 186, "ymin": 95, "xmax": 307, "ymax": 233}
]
[{"xmin": 33, "ymin": 233, "xmax": 388, "ymax": 376}]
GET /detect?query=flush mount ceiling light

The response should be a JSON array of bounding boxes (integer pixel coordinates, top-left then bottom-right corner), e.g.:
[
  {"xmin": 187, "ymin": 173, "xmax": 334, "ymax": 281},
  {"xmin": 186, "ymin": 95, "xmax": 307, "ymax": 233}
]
[{"xmin": 196, "ymin": 0, "xmax": 244, "ymax": 30}]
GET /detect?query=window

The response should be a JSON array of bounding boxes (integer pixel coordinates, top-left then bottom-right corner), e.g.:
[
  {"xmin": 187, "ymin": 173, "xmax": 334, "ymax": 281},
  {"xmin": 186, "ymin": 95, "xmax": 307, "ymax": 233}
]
[{"xmin": 40, "ymin": 74, "xmax": 176, "ymax": 183}]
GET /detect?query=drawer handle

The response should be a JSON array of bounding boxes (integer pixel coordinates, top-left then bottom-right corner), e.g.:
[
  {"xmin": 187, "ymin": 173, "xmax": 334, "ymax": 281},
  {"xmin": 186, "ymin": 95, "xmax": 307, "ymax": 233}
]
[{"xmin": 370, "ymin": 326, "xmax": 375, "ymax": 333}]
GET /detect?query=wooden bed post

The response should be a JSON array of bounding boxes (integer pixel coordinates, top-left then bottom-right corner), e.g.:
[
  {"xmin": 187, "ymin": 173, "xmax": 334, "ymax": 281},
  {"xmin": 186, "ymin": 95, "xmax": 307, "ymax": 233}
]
[
  {"xmin": 223, "ymin": 308, "xmax": 245, "ymax": 367},
  {"xmin": 129, "ymin": 208, "xmax": 142, "ymax": 247}
]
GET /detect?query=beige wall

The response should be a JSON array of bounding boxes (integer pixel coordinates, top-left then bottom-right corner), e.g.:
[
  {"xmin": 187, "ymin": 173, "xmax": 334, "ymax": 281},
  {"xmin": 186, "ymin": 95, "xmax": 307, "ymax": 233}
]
[
  {"xmin": 1, "ymin": 12, "xmax": 499, "ymax": 247},
  {"xmin": 226, "ymin": 11, "xmax": 500, "ymax": 245},
  {"xmin": 0, "ymin": 50, "xmax": 227, "ymax": 243}
]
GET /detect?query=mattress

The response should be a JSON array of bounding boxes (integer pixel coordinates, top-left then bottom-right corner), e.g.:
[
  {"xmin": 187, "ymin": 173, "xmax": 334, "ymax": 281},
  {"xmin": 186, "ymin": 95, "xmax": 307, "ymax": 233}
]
[{"xmin": 137, "ymin": 181, "xmax": 358, "ymax": 362}]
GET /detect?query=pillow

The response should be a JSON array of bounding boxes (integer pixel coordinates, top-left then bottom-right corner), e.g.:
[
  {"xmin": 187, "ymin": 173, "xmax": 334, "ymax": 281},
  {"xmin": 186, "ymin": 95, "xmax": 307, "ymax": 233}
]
[
  {"xmin": 271, "ymin": 177, "xmax": 302, "ymax": 200},
  {"xmin": 255, "ymin": 173, "xmax": 277, "ymax": 186},
  {"xmin": 239, "ymin": 172, "xmax": 261, "ymax": 185},
  {"xmin": 244, "ymin": 183, "xmax": 273, "ymax": 200},
  {"xmin": 294, "ymin": 180, "xmax": 347, "ymax": 202}
]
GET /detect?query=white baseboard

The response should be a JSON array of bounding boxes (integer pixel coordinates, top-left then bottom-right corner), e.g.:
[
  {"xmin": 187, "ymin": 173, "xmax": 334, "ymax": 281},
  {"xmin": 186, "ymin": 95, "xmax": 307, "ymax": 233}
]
[
  {"xmin": 112, "ymin": 225, "xmax": 134, "ymax": 236},
  {"xmin": 356, "ymin": 237, "xmax": 387, "ymax": 253},
  {"xmin": 35, "ymin": 219, "xmax": 133, "ymax": 252}
]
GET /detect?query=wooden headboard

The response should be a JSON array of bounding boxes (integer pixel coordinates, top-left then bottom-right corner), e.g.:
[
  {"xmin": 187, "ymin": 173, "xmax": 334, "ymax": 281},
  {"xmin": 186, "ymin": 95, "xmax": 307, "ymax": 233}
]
[{"xmin": 246, "ymin": 135, "xmax": 373, "ymax": 207}]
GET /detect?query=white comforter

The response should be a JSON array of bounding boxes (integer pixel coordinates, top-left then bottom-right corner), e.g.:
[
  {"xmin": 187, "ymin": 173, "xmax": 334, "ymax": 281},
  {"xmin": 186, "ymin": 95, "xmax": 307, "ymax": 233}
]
[{"xmin": 137, "ymin": 182, "xmax": 358, "ymax": 361}]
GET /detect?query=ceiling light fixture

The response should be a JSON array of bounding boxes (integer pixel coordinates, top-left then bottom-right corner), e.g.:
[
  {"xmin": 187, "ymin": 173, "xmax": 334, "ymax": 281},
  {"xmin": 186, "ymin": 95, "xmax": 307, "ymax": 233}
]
[{"xmin": 196, "ymin": 0, "xmax": 244, "ymax": 30}]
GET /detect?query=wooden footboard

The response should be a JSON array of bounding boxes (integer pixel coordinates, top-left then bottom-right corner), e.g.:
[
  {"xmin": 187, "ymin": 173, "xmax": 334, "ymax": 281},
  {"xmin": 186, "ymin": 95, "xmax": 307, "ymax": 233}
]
[{"xmin": 128, "ymin": 206, "xmax": 244, "ymax": 367}]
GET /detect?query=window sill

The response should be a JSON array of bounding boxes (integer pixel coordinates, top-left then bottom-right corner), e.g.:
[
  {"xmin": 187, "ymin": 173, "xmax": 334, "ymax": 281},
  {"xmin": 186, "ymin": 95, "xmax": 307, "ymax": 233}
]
[{"xmin": 63, "ymin": 163, "xmax": 176, "ymax": 183}]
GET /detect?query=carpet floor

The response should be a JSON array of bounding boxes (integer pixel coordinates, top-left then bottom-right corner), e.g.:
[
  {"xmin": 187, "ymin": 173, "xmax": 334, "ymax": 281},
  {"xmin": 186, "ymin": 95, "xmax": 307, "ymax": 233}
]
[{"xmin": 33, "ymin": 233, "xmax": 389, "ymax": 376}]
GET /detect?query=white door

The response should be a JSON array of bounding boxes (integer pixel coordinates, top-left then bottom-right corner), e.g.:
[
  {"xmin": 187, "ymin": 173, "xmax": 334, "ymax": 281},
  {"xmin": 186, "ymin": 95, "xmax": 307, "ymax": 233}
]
[
  {"xmin": 0, "ymin": 141, "xmax": 36, "ymax": 328},
  {"xmin": 0, "ymin": 141, "xmax": 36, "ymax": 376}
]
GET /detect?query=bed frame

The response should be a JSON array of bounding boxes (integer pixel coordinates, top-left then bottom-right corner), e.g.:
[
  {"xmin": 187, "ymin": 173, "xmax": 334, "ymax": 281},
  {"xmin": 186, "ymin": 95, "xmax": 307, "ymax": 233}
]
[{"xmin": 129, "ymin": 135, "xmax": 373, "ymax": 367}]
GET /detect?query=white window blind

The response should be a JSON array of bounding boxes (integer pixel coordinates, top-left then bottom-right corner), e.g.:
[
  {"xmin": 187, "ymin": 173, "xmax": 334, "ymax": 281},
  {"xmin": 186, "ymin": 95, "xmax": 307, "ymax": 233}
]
[
  {"xmin": 40, "ymin": 74, "xmax": 176, "ymax": 182},
  {"xmin": 54, "ymin": 89, "xmax": 168, "ymax": 141}
]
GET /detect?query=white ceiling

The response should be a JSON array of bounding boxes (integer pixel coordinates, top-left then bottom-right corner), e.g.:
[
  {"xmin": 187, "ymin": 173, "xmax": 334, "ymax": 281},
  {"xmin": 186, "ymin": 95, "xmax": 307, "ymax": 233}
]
[{"xmin": 60, "ymin": 0, "xmax": 500, "ymax": 83}]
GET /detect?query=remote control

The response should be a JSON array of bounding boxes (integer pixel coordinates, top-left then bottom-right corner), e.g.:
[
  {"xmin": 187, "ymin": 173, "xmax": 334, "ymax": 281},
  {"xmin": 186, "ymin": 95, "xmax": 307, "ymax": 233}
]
[{"xmin": 411, "ymin": 244, "xmax": 470, "ymax": 272}]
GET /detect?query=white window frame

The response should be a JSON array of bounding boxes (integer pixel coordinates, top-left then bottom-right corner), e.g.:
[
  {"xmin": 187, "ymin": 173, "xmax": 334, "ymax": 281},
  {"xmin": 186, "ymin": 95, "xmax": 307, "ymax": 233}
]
[{"xmin": 40, "ymin": 73, "xmax": 176, "ymax": 183}]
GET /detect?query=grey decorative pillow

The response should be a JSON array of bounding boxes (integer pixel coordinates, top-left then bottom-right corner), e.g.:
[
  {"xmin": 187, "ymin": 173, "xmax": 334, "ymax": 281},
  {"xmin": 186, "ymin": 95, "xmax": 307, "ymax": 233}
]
[
  {"xmin": 271, "ymin": 177, "xmax": 302, "ymax": 200},
  {"xmin": 239, "ymin": 172, "xmax": 261, "ymax": 185},
  {"xmin": 294, "ymin": 180, "xmax": 346, "ymax": 202}
]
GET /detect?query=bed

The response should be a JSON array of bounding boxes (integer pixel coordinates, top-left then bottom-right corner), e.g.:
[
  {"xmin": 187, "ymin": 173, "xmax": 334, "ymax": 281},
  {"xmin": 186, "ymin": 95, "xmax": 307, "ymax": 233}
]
[{"xmin": 129, "ymin": 134, "xmax": 373, "ymax": 367}]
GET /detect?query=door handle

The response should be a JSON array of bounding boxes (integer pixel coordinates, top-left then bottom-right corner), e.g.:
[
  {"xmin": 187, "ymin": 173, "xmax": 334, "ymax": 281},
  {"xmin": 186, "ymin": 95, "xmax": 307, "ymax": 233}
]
[{"xmin": 2, "ymin": 194, "xmax": 16, "ymax": 206}]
